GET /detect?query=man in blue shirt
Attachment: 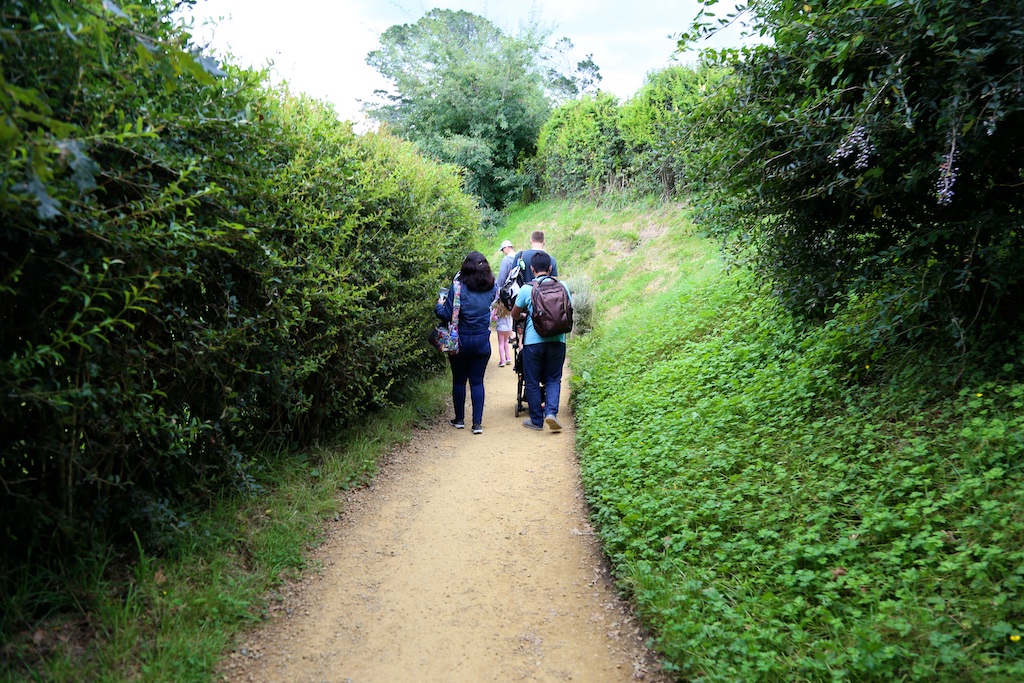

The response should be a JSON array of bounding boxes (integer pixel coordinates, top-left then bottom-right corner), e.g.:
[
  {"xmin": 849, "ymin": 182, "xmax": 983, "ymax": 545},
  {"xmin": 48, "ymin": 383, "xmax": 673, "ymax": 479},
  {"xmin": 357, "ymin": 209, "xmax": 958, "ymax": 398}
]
[
  {"xmin": 507, "ymin": 230, "xmax": 557, "ymax": 348},
  {"xmin": 511, "ymin": 251, "xmax": 571, "ymax": 432},
  {"xmin": 517, "ymin": 230, "xmax": 557, "ymax": 284}
]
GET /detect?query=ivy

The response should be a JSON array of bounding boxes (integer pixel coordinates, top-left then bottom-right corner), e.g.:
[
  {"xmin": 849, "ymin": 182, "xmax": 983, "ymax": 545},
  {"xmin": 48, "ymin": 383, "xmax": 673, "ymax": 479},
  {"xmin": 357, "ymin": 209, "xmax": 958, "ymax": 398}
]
[{"xmin": 574, "ymin": 267, "xmax": 1024, "ymax": 680}]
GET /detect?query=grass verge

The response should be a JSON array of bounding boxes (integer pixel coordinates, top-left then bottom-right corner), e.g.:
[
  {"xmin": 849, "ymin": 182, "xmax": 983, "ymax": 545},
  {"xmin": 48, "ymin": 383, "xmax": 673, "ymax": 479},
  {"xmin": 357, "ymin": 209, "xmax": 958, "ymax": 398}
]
[{"xmin": 0, "ymin": 375, "xmax": 450, "ymax": 682}]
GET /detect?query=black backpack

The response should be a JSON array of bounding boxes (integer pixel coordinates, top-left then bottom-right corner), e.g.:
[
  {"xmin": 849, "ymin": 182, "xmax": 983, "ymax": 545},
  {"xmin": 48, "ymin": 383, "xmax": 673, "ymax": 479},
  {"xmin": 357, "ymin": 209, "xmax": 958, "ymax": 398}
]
[
  {"xmin": 530, "ymin": 276, "xmax": 573, "ymax": 337},
  {"xmin": 497, "ymin": 252, "xmax": 526, "ymax": 310}
]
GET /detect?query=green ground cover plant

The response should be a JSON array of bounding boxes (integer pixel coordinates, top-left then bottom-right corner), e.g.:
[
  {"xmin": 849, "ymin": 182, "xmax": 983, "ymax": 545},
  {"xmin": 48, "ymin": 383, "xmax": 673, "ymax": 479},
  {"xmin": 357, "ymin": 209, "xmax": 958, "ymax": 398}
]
[{"xmin": 570, "ymin": 252, "xmax": 1024, "ymax": 681}]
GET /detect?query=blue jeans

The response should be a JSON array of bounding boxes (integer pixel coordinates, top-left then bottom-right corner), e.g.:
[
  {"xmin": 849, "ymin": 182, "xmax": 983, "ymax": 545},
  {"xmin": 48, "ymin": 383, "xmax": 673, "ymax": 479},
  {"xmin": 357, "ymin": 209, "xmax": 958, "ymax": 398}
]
[
  {"xmin": 449, "ymin": 332, "xmax": 492, "ymax": 426},
  {"xmin": 522, "ymin": 342, "xmax": 566, "ymax": 426}
]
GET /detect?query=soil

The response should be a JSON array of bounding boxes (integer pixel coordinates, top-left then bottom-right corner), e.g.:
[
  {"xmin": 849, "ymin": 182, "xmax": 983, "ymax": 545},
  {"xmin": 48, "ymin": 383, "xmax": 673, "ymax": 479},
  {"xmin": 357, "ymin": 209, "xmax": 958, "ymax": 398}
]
[{"xmin": 218, "ymin": 331, "xmax": 671, "ymax": 683}]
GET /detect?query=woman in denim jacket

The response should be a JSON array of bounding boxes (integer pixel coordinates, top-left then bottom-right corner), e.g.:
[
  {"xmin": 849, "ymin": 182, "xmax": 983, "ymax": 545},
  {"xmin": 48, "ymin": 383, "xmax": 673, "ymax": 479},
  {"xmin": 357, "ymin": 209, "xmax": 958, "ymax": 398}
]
[{"xmin": 436, "ymin": 251, "xmax": 498, "ymax": 434}]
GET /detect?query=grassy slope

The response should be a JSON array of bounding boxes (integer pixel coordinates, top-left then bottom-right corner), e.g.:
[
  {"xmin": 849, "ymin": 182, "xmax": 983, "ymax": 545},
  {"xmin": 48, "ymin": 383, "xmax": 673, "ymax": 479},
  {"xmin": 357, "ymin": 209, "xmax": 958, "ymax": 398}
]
[{"xmin": 499, "ymin": 199, "xmax": 1024, "ymax": 682}]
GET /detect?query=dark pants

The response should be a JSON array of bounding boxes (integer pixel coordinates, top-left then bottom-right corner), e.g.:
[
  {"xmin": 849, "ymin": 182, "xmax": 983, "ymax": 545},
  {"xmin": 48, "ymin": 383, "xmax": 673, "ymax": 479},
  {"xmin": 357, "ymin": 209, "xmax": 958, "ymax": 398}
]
[
  {"xmin": 522, "ymin": 342, "xmax": 566, "ymax": 427},
  {"xmin": 449, "ymin": 332, "xmax": 491, "ymax": 426}
]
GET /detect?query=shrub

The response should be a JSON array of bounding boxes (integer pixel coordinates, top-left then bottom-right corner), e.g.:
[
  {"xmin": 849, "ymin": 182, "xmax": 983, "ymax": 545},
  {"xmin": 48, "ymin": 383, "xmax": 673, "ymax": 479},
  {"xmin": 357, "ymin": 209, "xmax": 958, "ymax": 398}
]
[
  {"xmin": 0, "ymin": 0, "xmax": 478, "ymax": 569},
  {"xmin": 536, "ymin": 92, "xmax": 624, "ymax": 198},
  {"xmin": 685, "ymin": 1, "xmax": 1024, "ymax": 355},
  {"xmin": 564, "ymin": 275, "xmax": 595, "ymax": 336}
]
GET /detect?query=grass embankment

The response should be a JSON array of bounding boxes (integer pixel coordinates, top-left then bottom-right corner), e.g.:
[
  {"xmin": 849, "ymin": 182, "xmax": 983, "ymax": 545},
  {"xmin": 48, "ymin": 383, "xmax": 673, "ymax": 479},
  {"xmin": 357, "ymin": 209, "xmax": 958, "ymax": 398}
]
[
  {"xmin": 0, "ymin": 377, "xmax": 449, "ymax": 682},
  {"xmin": 509, "ymin": 200, "xmax": 1024, "ymax": 681}
]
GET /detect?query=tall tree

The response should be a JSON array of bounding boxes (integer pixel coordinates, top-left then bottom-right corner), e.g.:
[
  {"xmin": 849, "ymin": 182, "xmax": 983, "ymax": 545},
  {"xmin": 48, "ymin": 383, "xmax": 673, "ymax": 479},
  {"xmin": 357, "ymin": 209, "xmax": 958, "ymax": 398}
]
[
  {"xmin": 684, "ymin": 0, "xmax": 1024, "ymax": 353},
  {"xmin": 544, "ymin": 37, "xmax": 603, "ymax": 104},
  {"xmin": 365, "ymin": 9, "xmax": 551, "ymax": 210}
]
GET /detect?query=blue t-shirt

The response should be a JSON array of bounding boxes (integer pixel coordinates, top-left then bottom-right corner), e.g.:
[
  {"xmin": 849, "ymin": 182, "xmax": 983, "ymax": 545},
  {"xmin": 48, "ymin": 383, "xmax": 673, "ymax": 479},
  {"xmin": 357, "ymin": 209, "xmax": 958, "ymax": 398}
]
[
  {"xmin": 518, "ymin": 249, "xmax": 557, "ymax": 283},
  {"xmin": 514, "ymin": 276, "xmax": 571, "ymax": 345}
]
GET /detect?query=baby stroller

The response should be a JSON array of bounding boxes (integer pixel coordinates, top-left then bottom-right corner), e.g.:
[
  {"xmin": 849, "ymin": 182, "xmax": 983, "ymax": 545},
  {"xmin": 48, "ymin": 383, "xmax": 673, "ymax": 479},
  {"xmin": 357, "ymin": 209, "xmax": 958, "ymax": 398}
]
[{"xmin": 510, "ymin": 325, "xmax": 543, "ymax": 417}]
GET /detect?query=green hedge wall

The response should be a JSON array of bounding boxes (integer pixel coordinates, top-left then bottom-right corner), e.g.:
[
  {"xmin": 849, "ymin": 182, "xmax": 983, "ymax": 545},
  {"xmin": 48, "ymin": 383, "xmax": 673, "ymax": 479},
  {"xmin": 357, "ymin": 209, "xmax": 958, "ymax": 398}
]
[
  {"xmin": 0, "ymin": 0, "xmax": 478, "ymax": 561},
  {"xmin": 535, "ymin": 65, "xmax": 724, "ymax": 200},
  {"xmin": 536, "ymin": 91, "xmax": 624, "ymax": 198}
]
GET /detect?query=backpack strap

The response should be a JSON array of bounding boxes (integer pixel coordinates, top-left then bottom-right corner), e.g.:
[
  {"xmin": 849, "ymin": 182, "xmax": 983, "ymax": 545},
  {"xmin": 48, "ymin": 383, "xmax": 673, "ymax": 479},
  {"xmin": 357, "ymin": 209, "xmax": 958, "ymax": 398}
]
[
  {"xmin": 529, "ymin": 275, "xmax": 553, "ymax": 313},
  {"xmin": 451, "ymin": 275, "xmax": 462, "ymax": 325}
]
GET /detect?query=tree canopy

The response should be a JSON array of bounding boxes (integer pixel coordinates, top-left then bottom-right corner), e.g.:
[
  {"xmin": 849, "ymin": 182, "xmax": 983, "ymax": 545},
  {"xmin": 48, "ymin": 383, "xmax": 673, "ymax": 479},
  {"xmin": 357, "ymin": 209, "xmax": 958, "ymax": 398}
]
[
  {"xmin": 544, "ymin": 37, "xmax": 603, "ymax": 104},
  {"xmin": 684, "ymin": 0, "xmax": 1024, "ymax": 353},
  {"xmin": 364, "ymin": 9, "xmax": 553, "ymax": 210}
]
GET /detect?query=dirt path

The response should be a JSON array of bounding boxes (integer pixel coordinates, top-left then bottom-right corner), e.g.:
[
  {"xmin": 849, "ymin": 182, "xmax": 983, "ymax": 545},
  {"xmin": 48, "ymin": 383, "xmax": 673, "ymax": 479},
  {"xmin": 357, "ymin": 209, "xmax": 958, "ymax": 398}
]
[{"xmin": 219, "ymin": 331, "xmax": 670, "ymax": 682}]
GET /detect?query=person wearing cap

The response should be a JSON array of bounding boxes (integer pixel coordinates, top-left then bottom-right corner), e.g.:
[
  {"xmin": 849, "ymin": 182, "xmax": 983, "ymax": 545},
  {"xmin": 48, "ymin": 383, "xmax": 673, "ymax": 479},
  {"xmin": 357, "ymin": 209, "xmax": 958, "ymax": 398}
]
[
  {"xmin": 493, "ymin": 240, "xmax": 516, "ymax": 367},
  {"xmin": 496, "ymin": 240, "xmax": 516, "ymax": 288}
]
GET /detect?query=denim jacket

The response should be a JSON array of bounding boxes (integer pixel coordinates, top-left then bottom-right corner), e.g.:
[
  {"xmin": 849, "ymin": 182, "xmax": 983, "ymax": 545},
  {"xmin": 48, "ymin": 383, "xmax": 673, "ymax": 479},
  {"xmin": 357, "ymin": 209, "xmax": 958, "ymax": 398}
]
[{"xmin": 436, "ymin": 281, "xmax": 498, "ymax": 337}]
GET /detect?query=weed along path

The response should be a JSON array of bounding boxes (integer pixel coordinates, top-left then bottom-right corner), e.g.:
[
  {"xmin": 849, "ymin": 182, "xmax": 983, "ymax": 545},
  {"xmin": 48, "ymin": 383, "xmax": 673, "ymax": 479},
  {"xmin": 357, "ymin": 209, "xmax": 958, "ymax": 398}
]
[{"xmin": 219, "ymin": 330, "xmax": 669, "ymax": 683}]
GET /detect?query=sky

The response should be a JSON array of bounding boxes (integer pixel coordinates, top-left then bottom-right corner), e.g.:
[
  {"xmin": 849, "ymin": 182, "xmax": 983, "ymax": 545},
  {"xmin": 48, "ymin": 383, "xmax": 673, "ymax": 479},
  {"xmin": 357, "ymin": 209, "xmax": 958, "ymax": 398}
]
[{"xmin": 181, "ymin": 1, "xmax": 754, "ymax": 127}]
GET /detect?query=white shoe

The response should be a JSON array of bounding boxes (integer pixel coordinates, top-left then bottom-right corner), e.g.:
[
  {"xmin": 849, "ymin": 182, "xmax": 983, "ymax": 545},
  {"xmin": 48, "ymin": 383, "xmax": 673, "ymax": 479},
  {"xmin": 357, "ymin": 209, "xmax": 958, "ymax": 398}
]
[{"xmin": 544, "ymin": 414, "xmax": 562, "ymax": 432}]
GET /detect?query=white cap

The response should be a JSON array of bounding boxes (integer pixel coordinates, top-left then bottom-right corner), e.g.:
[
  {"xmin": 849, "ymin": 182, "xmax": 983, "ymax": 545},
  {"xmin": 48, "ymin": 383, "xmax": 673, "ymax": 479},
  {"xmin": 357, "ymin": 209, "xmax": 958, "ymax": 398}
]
[{"xmin": 498, "ymin": 240, "xmax": 514, "ymax": 251}]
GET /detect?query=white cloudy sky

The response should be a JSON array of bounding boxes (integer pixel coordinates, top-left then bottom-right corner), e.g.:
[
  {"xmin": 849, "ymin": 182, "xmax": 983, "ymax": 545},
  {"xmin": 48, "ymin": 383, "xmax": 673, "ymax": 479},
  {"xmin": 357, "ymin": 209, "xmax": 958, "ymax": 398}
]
[{"xmin": 181, "ymin": 0, "xmax": 754, "ymax": 125}]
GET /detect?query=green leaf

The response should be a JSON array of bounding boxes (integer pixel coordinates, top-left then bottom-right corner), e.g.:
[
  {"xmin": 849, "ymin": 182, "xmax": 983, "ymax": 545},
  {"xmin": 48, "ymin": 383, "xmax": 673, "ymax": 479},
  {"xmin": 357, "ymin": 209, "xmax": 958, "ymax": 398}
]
[
  {"xmin": 56, "ymin": 139, "xmax": 100, "ymax": 192},
  {"xmin": 19, "ymin": 175, "xmax": 62, "ymax": 219},
  {"xmin": 194, "ymin": 52, "xmax": 227, "ymax": 79}
]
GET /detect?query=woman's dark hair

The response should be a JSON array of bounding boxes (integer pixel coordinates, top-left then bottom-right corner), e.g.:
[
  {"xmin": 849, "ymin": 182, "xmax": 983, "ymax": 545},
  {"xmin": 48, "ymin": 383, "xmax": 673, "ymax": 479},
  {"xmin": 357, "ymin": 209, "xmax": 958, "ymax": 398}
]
[{"xmin": 460, "ymin": 251, "xmax": 495, "ymax": 292}]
